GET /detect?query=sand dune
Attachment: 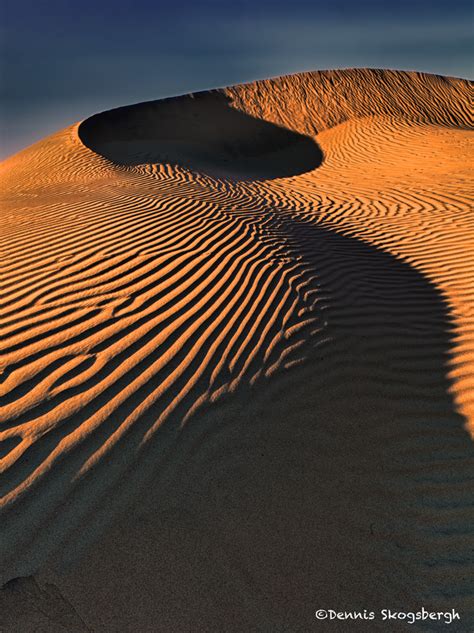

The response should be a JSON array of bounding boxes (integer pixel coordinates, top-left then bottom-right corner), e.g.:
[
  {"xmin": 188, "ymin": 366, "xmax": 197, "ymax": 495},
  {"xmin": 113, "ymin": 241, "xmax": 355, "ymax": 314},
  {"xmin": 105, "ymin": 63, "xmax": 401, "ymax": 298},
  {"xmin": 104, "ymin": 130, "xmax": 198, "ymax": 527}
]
[{"xmin": 1, "ymin": 68, "xmax": 473, "ymax": 631}]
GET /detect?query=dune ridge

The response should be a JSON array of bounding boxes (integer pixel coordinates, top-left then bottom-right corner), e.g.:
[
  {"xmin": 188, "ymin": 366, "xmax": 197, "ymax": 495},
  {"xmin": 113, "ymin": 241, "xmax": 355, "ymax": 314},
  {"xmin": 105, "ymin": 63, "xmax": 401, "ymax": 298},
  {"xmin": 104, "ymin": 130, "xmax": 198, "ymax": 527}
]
[{"xmin": 1, "ymin": 69, "xmax": 473, "ymax": 631}]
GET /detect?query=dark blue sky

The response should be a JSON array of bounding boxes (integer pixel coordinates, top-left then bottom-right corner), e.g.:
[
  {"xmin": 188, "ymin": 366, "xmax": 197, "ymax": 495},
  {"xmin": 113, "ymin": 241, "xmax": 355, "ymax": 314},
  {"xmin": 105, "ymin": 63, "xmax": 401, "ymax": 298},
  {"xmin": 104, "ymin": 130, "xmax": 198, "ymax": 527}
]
[{"xmin": 1, "ymin": 0, "xmax": 472, "ymax": 158}]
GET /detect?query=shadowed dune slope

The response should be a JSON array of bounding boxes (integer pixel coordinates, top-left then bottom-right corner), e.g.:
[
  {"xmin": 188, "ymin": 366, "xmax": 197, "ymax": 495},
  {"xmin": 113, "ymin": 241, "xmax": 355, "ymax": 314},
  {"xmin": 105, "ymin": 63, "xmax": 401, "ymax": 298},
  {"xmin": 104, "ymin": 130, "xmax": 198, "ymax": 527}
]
[
  {"xmin": 78, "ymin": 91, "xmax": 324, "ymax": 179},
  {"xmin": 0, "ymin": 69, "xmax": 473, "ymax": 632}
]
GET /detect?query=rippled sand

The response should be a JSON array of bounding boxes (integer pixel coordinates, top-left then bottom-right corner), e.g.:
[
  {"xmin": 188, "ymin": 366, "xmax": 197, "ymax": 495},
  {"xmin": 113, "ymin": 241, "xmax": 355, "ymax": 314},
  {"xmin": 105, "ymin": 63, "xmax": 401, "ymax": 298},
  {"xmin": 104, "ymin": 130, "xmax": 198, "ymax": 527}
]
[{"xmin": 1, "ymin": 69, "xmax": 473, "ymax": 632}]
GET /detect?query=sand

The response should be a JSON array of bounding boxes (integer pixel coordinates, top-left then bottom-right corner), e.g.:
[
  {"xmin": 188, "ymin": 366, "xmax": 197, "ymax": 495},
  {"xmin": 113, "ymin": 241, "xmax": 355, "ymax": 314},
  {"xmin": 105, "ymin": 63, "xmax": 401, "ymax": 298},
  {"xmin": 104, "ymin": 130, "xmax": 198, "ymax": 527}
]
[{"xmin": 0, "ymin": 68, "xmax": 473, "ymax": 632}]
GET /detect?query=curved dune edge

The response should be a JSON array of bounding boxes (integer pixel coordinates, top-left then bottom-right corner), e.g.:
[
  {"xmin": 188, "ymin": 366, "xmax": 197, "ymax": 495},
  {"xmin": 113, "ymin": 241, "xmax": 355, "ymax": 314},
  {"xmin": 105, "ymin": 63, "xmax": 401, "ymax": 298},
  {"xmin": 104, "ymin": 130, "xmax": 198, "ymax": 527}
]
[{"xmin": 1, "ymin": 68, "xmax": 473, "ymax": 630}]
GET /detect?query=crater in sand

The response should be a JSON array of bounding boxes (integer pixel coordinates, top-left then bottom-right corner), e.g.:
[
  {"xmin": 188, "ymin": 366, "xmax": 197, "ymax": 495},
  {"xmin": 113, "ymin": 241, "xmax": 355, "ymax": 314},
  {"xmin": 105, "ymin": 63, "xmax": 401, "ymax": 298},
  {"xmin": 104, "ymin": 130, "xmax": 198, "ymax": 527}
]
[{"xmin": 78, "ymin": 91, "xmax": 323, "ymax": 180}]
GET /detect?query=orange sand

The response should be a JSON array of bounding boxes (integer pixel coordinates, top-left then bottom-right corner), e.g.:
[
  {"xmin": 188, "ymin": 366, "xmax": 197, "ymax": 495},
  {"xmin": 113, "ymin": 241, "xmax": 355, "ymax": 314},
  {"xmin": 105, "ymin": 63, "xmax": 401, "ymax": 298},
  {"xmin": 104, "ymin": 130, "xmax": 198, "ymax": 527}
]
[{"xmin": 0, "ymin": 69, "xmax": 473, "ymax": 632}]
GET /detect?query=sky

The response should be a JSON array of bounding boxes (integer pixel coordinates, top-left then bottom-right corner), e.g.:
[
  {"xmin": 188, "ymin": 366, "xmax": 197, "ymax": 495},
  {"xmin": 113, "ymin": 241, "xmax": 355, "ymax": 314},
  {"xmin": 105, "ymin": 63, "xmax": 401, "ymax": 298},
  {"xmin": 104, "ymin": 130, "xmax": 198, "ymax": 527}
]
[{"xmin": 1, "ymin": 0, "xmax": 473, "ymax": 159}]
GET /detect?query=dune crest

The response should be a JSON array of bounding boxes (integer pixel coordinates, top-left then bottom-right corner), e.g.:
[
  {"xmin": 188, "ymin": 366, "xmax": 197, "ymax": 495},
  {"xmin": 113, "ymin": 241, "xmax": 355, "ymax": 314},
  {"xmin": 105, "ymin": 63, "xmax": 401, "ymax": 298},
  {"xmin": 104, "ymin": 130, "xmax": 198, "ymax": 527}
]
[{"xmin": 1, "ymin": 68, "xmax": 473, "ymax": 631}]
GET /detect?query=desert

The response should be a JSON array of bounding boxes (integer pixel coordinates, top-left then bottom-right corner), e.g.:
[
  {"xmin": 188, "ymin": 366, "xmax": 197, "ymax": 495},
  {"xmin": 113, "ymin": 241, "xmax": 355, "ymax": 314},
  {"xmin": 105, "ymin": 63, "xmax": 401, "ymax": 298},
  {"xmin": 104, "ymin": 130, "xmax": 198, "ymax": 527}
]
[{"xmin": 0, "ymin": 68, "xmax": 473, "ymax": 631}]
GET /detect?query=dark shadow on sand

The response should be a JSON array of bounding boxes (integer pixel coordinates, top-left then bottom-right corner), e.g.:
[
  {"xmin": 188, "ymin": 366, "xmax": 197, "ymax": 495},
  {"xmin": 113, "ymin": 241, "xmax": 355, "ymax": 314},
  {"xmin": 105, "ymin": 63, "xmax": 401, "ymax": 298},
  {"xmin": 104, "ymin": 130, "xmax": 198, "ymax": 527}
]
[
  {"xmin": 2, "ymin": 209, "xmax": 472, "ymax": 632},
  {"xmin": 78, "ymin": 91, "xmax": 323, "ymax": 180}
]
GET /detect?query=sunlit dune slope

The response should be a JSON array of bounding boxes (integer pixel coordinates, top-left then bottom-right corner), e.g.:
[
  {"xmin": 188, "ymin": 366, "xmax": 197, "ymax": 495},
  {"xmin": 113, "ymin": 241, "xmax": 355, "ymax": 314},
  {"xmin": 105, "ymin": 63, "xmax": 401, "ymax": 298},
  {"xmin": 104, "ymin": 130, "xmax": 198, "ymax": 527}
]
[{"xmin": 0, "ymin": 69, "xmax": 473, "ymax": 631}]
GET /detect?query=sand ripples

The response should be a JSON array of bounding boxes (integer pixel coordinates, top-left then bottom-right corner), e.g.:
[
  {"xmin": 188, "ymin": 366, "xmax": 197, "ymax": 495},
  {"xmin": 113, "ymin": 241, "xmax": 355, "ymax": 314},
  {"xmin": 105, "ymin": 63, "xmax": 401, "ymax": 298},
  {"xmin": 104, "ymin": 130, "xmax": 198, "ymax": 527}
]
[{"xmin": 0, "ymin": 68, "xmax": 473, "ymax": 631}]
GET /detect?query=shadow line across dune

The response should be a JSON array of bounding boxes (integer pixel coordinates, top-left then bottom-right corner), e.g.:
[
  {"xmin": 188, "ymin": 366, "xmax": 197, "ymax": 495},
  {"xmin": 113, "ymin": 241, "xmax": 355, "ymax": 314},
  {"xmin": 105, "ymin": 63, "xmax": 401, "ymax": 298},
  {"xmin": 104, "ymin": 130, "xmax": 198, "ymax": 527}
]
[
  {"xmin": 2, "ymin": 204, "xmax": 472, "ymax": 631},
  {"xmin": 98, "ymin": 216, "xmax": 472, "ymax": 632}
]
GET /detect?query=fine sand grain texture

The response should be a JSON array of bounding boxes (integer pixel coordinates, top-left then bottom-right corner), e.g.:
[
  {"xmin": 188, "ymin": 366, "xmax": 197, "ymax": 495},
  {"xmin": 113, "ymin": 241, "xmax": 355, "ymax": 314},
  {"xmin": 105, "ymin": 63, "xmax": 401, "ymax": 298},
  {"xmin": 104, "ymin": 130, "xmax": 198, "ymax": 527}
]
[{"xmin": 0, "ymin": 69, "xmax": 473, "ymax": 632}]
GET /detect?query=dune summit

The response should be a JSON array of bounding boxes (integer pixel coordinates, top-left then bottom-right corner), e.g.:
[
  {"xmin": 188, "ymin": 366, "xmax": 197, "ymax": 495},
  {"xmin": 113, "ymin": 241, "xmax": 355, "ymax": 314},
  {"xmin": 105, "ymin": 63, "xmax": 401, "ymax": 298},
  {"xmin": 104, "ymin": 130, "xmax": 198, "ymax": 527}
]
[{"xmin": 0, "ymin": 68, "xmax": 473, "ymax": 631}]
